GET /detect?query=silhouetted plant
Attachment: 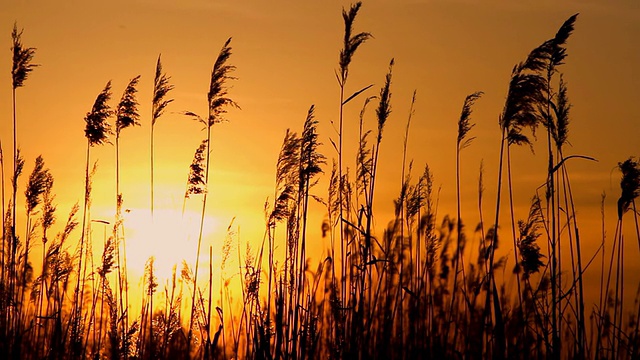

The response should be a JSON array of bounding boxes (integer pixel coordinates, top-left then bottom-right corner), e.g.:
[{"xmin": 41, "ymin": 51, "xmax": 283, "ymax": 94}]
[
  {"xmin": 185, "ymin": 140, "xmax": 208, "ymax": 199},
  {"xmin": 601, "ymin": 157, "xmax": 640, "ymax": 358},
  {"xmin": 19, "ymin": 156, "xmax": 51, "ymax": 329},
  {"xmin": 335, "ymin": 3, "xmax": 372, "ymax": 327},
  {"xmin": 151, "ymin": 55, "xmax": 174, "ymax": 218},
  {"xmin": 441, "ymin": 91, "xmax": 482, "ymax": 354},
  {"xmin": 6, "ymin": 26, "xmax": 37, "ymax": 350},
  {"xmin": 185, "ymin": 37, "xmax": 238, "ymax": 355},
  {"xmin": 517, "ymin": 196, "xmax": 545, "ymax": 278},
  {"xmin": 10, "ymin": 24, "xmax": 38, "ymax": 262},
  {"xmin": 74, "ymin": 81, "xmax": 113, "ymax": 359},
  {"xmin": 114, "ymin": 75, "xmax": 141, "ymax": 357}
]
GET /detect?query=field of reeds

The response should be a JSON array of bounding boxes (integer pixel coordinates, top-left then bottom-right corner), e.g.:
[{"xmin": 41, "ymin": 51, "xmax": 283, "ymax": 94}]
[{"xmin": 1, "ymin": 2, "xmax": 639, "ymax": 359}]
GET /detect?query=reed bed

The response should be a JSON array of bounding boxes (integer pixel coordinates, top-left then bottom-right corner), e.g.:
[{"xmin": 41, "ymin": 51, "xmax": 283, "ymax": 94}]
[{"xmin": 0, "ymin": 4, "xmax": 638, "ymax": 360}]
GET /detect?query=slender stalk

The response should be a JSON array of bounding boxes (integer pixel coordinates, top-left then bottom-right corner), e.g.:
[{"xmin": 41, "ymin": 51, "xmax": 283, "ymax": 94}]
[
  {"xmin": 397, "ymin": 91, "xmax": 416, "ymax": 354},
  {"xmin": 0, "ymin": 139, "xmax": 4, "ymax": 298},
  {"xmin": 187, "ymin": 38, "xmax": 237, "ymax": 354},
  {"xmin": 188, "ymin": 124, "xmax": 212, "ymax": 352},
  {"xmin": 596, "ymin": 193, "xmax": 606, "ymax": 357},
  {"xmin": 451, "ymin": 91, "xmax": 482, "ymax": 349},
  {"xmin": 559, "ymin": 154, "xmax": 586, "ymax": 356},
  {"xmin": 9, "ymin": 30, "xmax": 37, "ymax": 349},
  {"xmin": 545, "ymin": 74, "xmax": 561, "ymax": 360},
  {"xmin": 11, "ymin": 90, "xmax": 18, "ymax": 323},
  {"xmin": 150, "ymin": 123, "xmax": 154, "ymax": 216},
  {"xmin": 71, "ymin": 141, "xmax": 91, "ymax": 358},
  {"xmin": 206, "ymin": 246, "xmax": 213, "ymax": 360},
  {"xmin": 506, "ymin": 144, "xmax": 524, "ymax": 320},
  {"xmin": 73, "ymin": 80, "xmax": 112, "ymax": 358},
  {"xmin": 485, "ymin": 128, "xmax": 506, "ymax": 358},
  {"xmin": 337, "ymin": 5, "xmax": 372, "ymax": 332},
  {"xmin": 150, "ymin": 55, "xmax": 174, "ymax": 220}
]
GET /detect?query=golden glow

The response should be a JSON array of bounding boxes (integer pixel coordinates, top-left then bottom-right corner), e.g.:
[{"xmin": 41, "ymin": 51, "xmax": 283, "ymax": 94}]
[
  {"xmin": 121, "ymin": 208, "xmax": 220, "ymax": 281},
  {"xmin": 1, "ymin": 2, "xmax": 639, "ymax": 357},
  {"xmin": 1, "ymin": 0, "xmax": 637, "ymax": 293}
]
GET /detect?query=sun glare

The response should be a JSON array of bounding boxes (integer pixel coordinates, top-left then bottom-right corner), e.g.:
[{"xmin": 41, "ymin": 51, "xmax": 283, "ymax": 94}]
[{"xmin": 121, "ymin": 207, "xmax": 220, "ymax": 282}]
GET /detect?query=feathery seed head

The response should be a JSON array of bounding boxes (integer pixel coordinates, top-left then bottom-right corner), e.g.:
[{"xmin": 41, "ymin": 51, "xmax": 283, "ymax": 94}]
[
  {"xmin": 11, "ymin": 23, "xmax": 38, "ymax": 89},
  {"xmin": 300, "ymin": 105, "xmax": 326, "ymax": 185},
  {"xmin": 185, "ymin": 139, "xmax": 208, "ymax": 198},
  {"xmin": 25, "ymin": 155, "xmax": 51, "ymax": 214},
  {"xmin": 98, "ymin": 236, "xmax": 115, "ymax": 277},
  {"xmin": 617, "ymin": 157, "xmax": 640, "ymax": 220},
  {"xmin": 339, "ymin": 2, "xmax": 372, "ymax": 84},
  {"xmin": 85, "ymin": 81, "xmax": 114, "ymax": 146},
  {"xmin": 551, "ymin": 75, "xmax": 571, "ymax": 149},
  {"xmin": 208, "ymin": 38, "xmax": 239, "ymax": 127},
  {"xmin": 41, "ymin": 172, "xmax": 56, "ymax": 240},
  {"xmin": 275, "ymin": 129, "xmax": 300, "ymax": 189},
  {"xmin": 145, "ymin": 257, "xmax": 158, "ymax": 295},
  {"xmin": 517, "ymin": 196, "xmax": 545, "ymax": 277},
  {"xmin": 13, "ymin": 149, "xmax": 24, "ymax": 188},
  {"xmin": 376, "ymin": 59, "xmax": 394, "ymax": 143},
  {"xmin": 152, "ymin": 55, "xmax": 174, "ymax": 125},
  {"xmin": 116, "ymin": 75, "xmax": 141, "ymax": 135},
  {"xmin": 549, "ymin": 14, "xmax": 578, "ymax": 74},
  {"xmin": 457, "ymin": 91, "xmax": 483, "ymax": 150}
]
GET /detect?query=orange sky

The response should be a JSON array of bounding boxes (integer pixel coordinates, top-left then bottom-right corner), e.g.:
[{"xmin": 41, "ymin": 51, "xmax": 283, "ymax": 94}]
[{"xmin": 1, "ymin": 1, "xmax": 639, "ymax": 306}]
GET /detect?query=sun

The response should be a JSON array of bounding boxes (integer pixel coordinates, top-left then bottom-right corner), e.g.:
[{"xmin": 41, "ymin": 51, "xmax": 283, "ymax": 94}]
[{"xmin": 120, "ymin": 207, "xmax": 220, "ymax": 283}]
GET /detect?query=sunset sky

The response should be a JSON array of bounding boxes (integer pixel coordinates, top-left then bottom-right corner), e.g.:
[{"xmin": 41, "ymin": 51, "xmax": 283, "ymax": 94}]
[{"xmin": 1, "ymin": 0, "xmax": 639, "ymax": 304}]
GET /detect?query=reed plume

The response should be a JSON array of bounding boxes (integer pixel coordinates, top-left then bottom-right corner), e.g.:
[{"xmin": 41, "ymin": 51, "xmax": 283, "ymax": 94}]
[
  {"xmin": 365, "ymin": 59, "xmax": 394, "ymax": 253},
  {"xmin": 24, "ymin": 156, "xmax": 50, "ymax": 215},
  {"xmin": 114, "ymin": 75, "xmax": 141, "ymax": 348},
  {"xmin": 538, "ymin": 15, "xmax": 578, "ymax": 358},
  {"xmin": 8, "ymin": 27, "xmax": 38, "ymax": 343},
  {"xmin": 116, "ymin": 76, "xmax": 141, "ymax": 135},
  {"xmin": 151, "ymin": 55, "xmax": 174, "ymax": 218},
  {"xmin": 11, "ymin": 23, "xmax": 38, "ymax": 89},
  {"xmin": 449, "ymin": 91, "xmax": 482, "ymax": 348},
  {"xmin": 207, "ymin": 38, "xmax": 239, "ymax": 126},
  {"xmin": 617, "ymin": 157, "xmax": 640, "ymax": 221},
  {"xmin": 74, "ymin": 81, "xmax": 113, "ymax": 358},
  {"xmin": 185, "ymin": 140, "xmax": 208, "ymax": 198},
  {"xmin": 85, "ymin": 82, "xmax": 114, "ymax": 146},
  {"xmin": 187, "ymin": 37, "xmax": 238, "ymax": 354},
  {"xmin": 336, "ymin": 3, "xmax": 372, "ymax": 319},
  {"xmin": 270, "ymin": 131, "xmax": 299, "ymax": 226},
  {"xmin": 516, "ymin": 196, "xmax": 544, "ymax": 278},
  {"xmin": 551, "ymin": 76, "xmax": 570, "ymax": 149},
  {"xmin": 21, "ymin": 156, "xmax": 51, "ymax": 323},
  {"xmin": 457, "ymin": 92, "xmax": 483, "ymax": 150},
  {"xmin": 339, "ymin": 2, "xmax": 372, "ymax": 85}
]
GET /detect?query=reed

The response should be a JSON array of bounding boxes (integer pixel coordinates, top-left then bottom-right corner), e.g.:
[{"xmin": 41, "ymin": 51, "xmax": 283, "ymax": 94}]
[
  {"xmin": 449, "ymin": 91, "xmax": 482, "ymax": 349},
  {"xmin": 336, "ymin": 4, "xmax": 372, "ymax": 331},
  {"xmin": 184, "ymin": 37, "xmax": 238, "ymax": 355},
  {"xmin": 151, "ymin": 55, "xmax": 174, "ymax": 219},
  {"xmin": 74, "ymin": 81, "xmax": 113, "ymax": 358},
  {"xmin": 114, "ymin": 75, "xmax": 141, "ymax": 359},
  {"xmin": 5, "ymin": 24, "xmax": 37, "ymax": 356}
]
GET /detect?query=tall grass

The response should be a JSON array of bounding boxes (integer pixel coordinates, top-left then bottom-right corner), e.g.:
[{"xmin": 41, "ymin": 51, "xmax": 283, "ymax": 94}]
[
  {"xmin": 150, "ymin": 55, "xmax": 174, "ymax": 220},
  {"xmin": 75, "ymin": 81, "xmax": 113, "ymax": 358},
  {"xmin": 5, "ymin": 25, "xmax": 37, "ymax": 357},
  {"xmin": 336, "ymin": 4, "xmax": 372, "ymax": 334},
  {"xmin": 2, "ymin": 5, "xmax": 639, "ymax": 360},
  {"xmin": 183, "ymin": 37, "xmax": 238, "ymax": 356},
  {"xmin": 114, "ymin": 75, "xmax": 141, "ymax": 360}
]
